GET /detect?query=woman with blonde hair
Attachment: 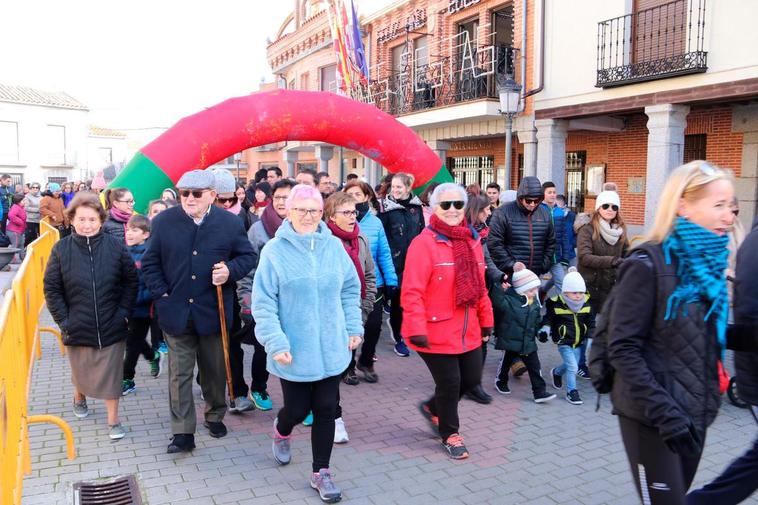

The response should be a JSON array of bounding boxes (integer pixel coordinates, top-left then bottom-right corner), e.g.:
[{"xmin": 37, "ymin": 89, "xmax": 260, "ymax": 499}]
[{"xmin": 606, "ymin": 161, "xmax": 735, "ymax": 504}]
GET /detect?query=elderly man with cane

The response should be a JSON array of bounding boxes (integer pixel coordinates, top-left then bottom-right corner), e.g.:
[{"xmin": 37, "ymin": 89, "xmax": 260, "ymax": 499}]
[{"xmin": 142, "ymin": 169, "xmax": 256, "ymax": 454}]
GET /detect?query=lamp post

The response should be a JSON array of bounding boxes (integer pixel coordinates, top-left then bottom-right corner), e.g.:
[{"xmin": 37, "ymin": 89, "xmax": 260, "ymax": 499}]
[{"xmin": 498, "ymin": 76, "xmax": 522, "ymax": 190}]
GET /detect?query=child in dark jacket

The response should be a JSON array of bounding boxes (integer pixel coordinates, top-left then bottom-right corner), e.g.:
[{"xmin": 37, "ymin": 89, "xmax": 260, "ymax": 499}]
[
  {"xmin": 540, "ymin": 267, "xmax": 595, "ymax": 405},
  {"xmin": 122, "ymin": 215, "xmax": 161, "ymax": 395},
  {"xmin": 492, "ymin": 262, "xmax": 556, "ymax": 403}
]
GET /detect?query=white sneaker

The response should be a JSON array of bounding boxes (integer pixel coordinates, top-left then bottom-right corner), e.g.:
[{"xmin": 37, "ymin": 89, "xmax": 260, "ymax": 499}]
[{"xmin": 334, "ymin": 417, "xmax": 349, "ymax": 444}]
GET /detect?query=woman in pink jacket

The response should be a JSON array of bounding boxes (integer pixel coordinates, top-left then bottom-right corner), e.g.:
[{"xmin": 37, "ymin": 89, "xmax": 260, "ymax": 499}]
[
  {"xmin": 401, "ymin": 182, "xmax": 494, "ymax": 460},
  {"xmin": 7, "ymin": 193, "xmax": 27, "ymax": 262}
]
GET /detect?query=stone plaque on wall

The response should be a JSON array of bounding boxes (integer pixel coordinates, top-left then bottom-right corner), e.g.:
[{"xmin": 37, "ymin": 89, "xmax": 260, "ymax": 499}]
[{"xmin": 628, "ymin": 177, "xmax": 646, "ymax": 194}]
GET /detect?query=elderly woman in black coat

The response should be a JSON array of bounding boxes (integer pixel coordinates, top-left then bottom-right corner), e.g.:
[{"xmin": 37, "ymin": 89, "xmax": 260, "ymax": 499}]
[{"xmin": 44, "ymin": 193, "xmax": 137, "ymax": 441}]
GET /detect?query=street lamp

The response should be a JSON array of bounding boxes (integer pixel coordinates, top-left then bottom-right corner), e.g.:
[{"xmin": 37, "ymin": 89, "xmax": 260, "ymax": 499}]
[{"xmin": 498, "ymin": 76, "xmax": 522, "ymax": 190}]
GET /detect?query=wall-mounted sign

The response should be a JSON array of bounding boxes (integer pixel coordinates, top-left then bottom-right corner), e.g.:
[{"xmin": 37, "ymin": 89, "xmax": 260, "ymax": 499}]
[
  {"xmin": 628, "ymin": 177, "xmax": 646, "ymax": 194},
  {"xmin": 448, "ymin": 0, "xmax": 482, "ymax": 15},
  {"xmin": 450, "ymin": 140, "xmax": 494, "ymax": 151},
  {"xmin": 377, "ymin": 9, "xmax": 427, "ymax": 44}
]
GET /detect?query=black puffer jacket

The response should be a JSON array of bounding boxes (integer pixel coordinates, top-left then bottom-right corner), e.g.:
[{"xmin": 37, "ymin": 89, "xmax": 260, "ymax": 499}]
[
  {"xmin": 43, "ymin": 231, "xmax": 138, "ymax": 348},
  {"xmin": 488, "ymin": 177, "xmax": 555, "ymax": 277},
  {"xmin": 731, "ymin": 217, "xmax": 758, "ymax": 406},
  {"xmin": 378, "ymin": 195, "xmax": 425, "ymax": 282},
  {"xmin": 102, "ymin": 215, "xmax": 127, "ymax": 244},
  {"xmin": 608, "ymin": 243, "xmax": 721, "ymax": 440}
]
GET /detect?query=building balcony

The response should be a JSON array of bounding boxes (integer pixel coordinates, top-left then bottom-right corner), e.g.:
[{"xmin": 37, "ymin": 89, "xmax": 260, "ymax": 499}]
[
  {"xmin": 353, "ymin": 44, "xmax": 517, "ymax": 118},
  {"xmin": 596, "ymin": 0, "xmax": 707, "ymax": 88}
]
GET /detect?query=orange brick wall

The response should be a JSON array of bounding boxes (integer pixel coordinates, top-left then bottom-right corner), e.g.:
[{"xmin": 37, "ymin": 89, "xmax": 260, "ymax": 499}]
[{"xmin": 685, "ymin": 106, "xmax": 743, "ymax": 175}]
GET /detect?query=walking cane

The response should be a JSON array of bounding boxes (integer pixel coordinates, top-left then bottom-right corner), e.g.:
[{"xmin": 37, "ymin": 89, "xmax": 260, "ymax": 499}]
[{"xmin": 216, "ymin": 283, "xmax": 236, "ymax": 410}]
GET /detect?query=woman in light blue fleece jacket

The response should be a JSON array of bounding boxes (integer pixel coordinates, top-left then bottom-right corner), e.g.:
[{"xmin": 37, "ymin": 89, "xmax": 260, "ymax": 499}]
[{"xmin": 251, "ymin": 184, "xmax": 363, "ymax": 503}]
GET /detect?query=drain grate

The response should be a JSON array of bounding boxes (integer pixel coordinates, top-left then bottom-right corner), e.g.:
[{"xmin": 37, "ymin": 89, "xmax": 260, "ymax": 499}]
[{"xmin": 73, "ymin": 475, "xmax": 142, "ymax": 505}]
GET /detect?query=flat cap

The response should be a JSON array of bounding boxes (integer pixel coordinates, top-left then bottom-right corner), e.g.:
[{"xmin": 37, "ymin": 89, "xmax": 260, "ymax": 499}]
[{"xmin": 176, "ymin": 169, "xmax": 215, "ymax": 190}]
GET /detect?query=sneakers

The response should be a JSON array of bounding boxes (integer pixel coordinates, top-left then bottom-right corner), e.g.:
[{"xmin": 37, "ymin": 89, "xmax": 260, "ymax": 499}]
[
  {"xmin": 342, "ymin": 370, "xmax": 359, "ymax": 386},
  {"xmin": 303, "ymin": 411, "xmax": 314, "ymax": 426},
  {"xmin": 158, "ymin": 342, "xmax": 168, "ymax": 354},
  {"xmin": 272, "ymin": 418, "xmax": 291, "ymax": 465},
  {"xmin": 167, "ymin": 434, "xmax": 195, "ymax": 453},
  {"xmin": 334, "ymin": 417, "xmax": 349, "ymax": 444},
  {"xmin": 108, "ymin": 423, "xmax": 126, "ymax": 441},
  {"xmin": 551, "ymin": 367, "xmax": 563, "ymax": 390},
  {"xmin": 310, "ymin": 468, "xmax": 342, "ymax": 503},
  {"xmin": 203, "ymin": 421, "xmax": 228, "ymax": 438},
  {"xmin": 229, "ymin": 395, "xmax": 255, "ymax": 414},
  {"xmin": 442, "ymin": 433, "xmax": 469, "ymax": 460},
  {"xmin": 149, "ymin": 352, "xmax": 162, "ymax": 378},
  {"xmin": 355, "ymin": 362, "xmax": 378, "ymax": 383},
  {"xmin": 567, "ymin": 389, "xmax": 583, "ymax": 405},
  {"xmin": 577, "ymin": 365, "xmax": 591, "ymax": 380},
  {"xmin": 394, "ymin": 340, "xmax": 410, "ymax": 357},
  {"xmin": 250, "ymin": 390, "xmax": 273, "ymax": 411},
  {"xmin": 121, "ymin": 379, "xmax": 136, "ymax": 396},
  {"xmin": 494, "ymin": 380, "xmax": 511, "ymax": 395},
  {"xmin": 534, "ymin": 391, "xmax": 557, "ymax": 403},
  {"xmin": 465, "ymin": 384, "xmax": 493, "ymax": 404},
  {"xmin": 418, "ymin": 401, "xmax": 439, "ymax": 433},
  {"xmin": 73, "ymin": 398, "xmax": 89, "ymax": 418}
]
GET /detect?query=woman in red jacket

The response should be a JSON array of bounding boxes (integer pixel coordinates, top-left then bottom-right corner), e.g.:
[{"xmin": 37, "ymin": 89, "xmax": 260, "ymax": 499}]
[{"xmin": 401, "ymin": 183, "xmax": 494, "ymax": 460}]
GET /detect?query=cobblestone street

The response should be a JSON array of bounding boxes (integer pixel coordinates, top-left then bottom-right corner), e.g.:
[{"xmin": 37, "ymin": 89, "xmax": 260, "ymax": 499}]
[{"xmin": 23, "ymin": 311, "xmax": 757, "ymax": 505}]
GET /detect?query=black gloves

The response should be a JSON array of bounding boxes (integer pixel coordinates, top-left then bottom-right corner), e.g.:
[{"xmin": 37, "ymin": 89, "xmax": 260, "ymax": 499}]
[
  {"xmin": 612, "ymin": 257, "xmax": 625, "ymax": 267},
  {"xmin": 384, "ymin": 285, "xmax": 398, "ymax": 301},
  {"xmin": 409, "ymin": 335, "xmax": 430, "ymax": 348},
  {"xmin": 663, "ymin": 424, "xmax": 703, "ymax": 458},
  {"xmin": 538, "ymin": 331, "xmax": 549, "ymax": 343}
]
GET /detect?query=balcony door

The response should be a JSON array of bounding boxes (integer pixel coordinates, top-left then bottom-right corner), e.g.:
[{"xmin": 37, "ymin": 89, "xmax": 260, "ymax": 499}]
[{"xmin": 632, "ymin": 0, "xmax": 686, "ymax": 64}]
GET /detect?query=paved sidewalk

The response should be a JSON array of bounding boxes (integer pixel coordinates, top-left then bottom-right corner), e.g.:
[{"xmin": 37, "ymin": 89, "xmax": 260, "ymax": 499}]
[{"xmin": 23, "ymin": 311, "xmax": 757, "ymax": 505}]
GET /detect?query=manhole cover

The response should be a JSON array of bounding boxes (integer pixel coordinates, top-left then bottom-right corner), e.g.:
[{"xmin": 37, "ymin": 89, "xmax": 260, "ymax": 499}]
[{"xmin": 73, "ymin": 475, "xmax": 142, "ymax": 505}]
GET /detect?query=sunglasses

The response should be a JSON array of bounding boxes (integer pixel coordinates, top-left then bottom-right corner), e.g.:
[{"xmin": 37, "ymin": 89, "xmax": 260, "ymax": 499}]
[
  {"xmin": 31, "ymin": 186, "xmax": 40, "ymax": 189},
  {"xmin": 216, "ymin": 196, "xmax": 238, "ymax": 204},
  {"xmin": 179, "ymin": 189, "xmax": 210, "ymax": 199},
  {"xmin": 439, "ymin": 200, "xmax": 465, "ymax": 210},
  {"xmin": 601, "ymin": 203, "xmax": 619, "ymax": 212},
  {"xmin": 523, "ymin": 197, "xmax": 542, "ymax": 205}
]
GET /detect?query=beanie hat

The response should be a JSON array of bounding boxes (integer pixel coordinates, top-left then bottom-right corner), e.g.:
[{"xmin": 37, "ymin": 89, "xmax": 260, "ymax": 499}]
[
  {"xmin": 208, "ymin": 168, "xmax": 236, "ymax": 194},
  {"xmin": 595, "ymin": 190, "xmax": 621, "ymax": 211},
  {"xmin": 562, "ymin": 267, "xmax": 587, "ymax": 293},
  {"xmin": 48, "ymin": 182, "xmax": 61, "ymax": 192},
  {"xmin": 511, "ymin": 262, "xmax": 541, "ymax": 295}
]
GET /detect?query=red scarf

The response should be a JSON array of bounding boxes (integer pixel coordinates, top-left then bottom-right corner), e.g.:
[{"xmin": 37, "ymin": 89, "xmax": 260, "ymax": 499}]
[
  {"xmin": 327, "ymin": 221, "xmax": 366, "ymax": 298},
  {"xmin": 260, "ymin": 203, "xmax": 283, "ymax": 238},
  {"xmin": 429, "ymin": 214, "xmax": 484, "ymax": 307}
]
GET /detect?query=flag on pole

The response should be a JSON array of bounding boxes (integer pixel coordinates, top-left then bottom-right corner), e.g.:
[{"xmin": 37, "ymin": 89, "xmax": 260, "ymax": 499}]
[{"xmin": 326, "ymin": 0, "xmax": 369, "ymax": 91}]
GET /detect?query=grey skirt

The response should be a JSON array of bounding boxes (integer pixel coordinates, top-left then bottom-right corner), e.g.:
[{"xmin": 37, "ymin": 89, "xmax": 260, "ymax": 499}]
[{"xmin": 66, "ymin": 340, "xmax": 126, "ymax": 400}]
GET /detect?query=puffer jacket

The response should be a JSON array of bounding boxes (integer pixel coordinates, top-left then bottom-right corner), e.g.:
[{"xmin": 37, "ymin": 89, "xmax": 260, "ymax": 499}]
[
  {"xmin": 543, "ymin": 203, "xmax": 572, "ymax": 264},
  {"xmin": 542, "ymin": 294, "xmax": 595, "ymax": 348},
  {"xmin": 608, "ymin": 242, "xmax": 721, "ymax": 440},
  {"xmin": 43, "ymin": 231, "xmax": 138, "ymax": 348},
  {"xmin": 378, "ymin": 195, "xmax": 425, "ymax": 283},
  {"xmin": 491, "ymin": 286, "xmax": 541, "ymax": 355},
  {"xmin": 401, "ymin": 226, "xmax": 493, "ymax": 355},
  {"xmin": 488, "ymin": 201, "xmax": 555, "ymax": 277},
  {"xmin": 23, "ymin": 193, "xmax": 42, "ymax": 223},
  {"xmin": 731, "ymin": 217, "xmax": 758, "ymax": 406},
  {"xmin": 102, "ymin": 215, "xmax": 128, "ymax": 244},
  {"xmin": 359, "ymin": 210, "xmax": 398, "ymax": 289},
  {"xmin": 128, "ymin": 242, "xmax": 152, "ymax": 319},
  {"xmin": 576, "ymin": 215, "xmax": 629, "ymax": 312}
]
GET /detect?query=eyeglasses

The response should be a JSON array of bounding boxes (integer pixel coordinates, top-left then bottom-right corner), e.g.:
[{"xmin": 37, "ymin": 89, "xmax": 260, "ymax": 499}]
[
  {"xmin": 216, "ymin": 196, "xmax": 238, "ymax": 204},
  {"xmin": 117, "ymin": 199, "xmax": 135, "ymax": 205},
  {"xmin": 30, "ymin": 186, "xmax": 40, "ymax": 189},
  {"xmin": 523, "ymin": 197, "xmax": 542, "ymax": 205},
  {"xmin": 334, "ymin": 210, "xmax": 358, "ymax": 217},
  {"xmin": 292, "ymin": 207, "xmax": 323, "ymax": 218},
  {"xmin": 273, "ymin": 195, "xmax": 289, "ymax": 202},
  {"xmin": 179, "ymin": 189, "xmax": 210, "ymax": 199},
  {"xmin": 601, "ymin": 203, "xmax": 619, "ymax": 212},
  {"xmin": 439, "ymin": 200, "xmax": 465, "ymax": 210}
]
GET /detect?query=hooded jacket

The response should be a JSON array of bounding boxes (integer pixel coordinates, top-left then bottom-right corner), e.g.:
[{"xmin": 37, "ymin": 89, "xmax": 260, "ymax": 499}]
[
  {"xmin": 488, "ymin": 177, "xmax": 555, "ymax": 277},
  {"xmin": 542, "ymin": 294, "xmax": 595, "ymax": 348},
  {"xmin": 378, "ymin": 195, "xmax": 425, "ymax": 282},
  {"xmin": 359, "ymin": 210, "xmax": 398, "ymax": 289},
  {"xmin": 491, "ymin": 286, "xmax": 541, "ymax": 354},
  {"xmin": 252, "ymin": 220, "xmax": 364, "ymax": 382}
]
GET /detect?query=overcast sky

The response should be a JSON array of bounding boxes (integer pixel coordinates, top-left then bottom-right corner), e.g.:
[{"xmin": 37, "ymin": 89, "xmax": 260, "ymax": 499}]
[{"xmin": 3, "ymin": 0, "xmax": 394, "ymax": 131}]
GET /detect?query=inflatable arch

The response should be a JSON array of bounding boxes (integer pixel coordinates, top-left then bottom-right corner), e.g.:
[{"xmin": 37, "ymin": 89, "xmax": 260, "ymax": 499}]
[{"xmin": 108, "ymin": 89, "xmax": 453, "ymax": 213}]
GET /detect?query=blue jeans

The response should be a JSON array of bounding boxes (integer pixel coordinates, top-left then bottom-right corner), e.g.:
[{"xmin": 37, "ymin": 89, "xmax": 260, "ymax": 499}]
[
  {"xmin": 542, "ymin": 263, "xmax": 566, "ymax": 296},
  {"xmin": 555, "ymin": 345, "xmax": 581, "ymax": 392}
]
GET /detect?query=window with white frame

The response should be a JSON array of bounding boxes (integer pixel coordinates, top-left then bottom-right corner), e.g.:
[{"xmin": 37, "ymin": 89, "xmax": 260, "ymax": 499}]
[
  {"xmin": 45, "ymin": 125, "xmax": 66, "ymax": 166},
  {"xmin": 0, "ymin": 121, "xmax": 19, "ymax": 163}
]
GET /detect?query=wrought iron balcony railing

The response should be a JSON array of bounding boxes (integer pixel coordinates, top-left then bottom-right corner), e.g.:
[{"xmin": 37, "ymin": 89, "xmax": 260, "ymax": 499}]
[
  {"xmin": 596, "ymin": 0, "xmax": 707, "ymax": 88},
  {"xmin": 352, "ymin": 44, "xmax": 517, "ymax": 116}
]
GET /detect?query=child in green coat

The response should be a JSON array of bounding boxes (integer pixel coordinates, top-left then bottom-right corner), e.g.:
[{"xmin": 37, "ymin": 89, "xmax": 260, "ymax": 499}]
[{"xmin": 491, "ymin": 262, "xmax": 556, "ymax": 403}]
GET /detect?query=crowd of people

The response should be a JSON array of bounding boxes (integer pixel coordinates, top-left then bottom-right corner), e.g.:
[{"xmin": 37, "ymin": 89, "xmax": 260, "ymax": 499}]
[{"xmin": 37, "ymin": 161, "xmax": 756, "ymax": 504}]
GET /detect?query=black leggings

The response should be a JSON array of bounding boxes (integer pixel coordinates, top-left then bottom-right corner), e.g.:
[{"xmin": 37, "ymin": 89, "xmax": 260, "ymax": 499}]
[
  {"xmin": 389, "ymin": 289, "xmax": 403, "ymax": 344},
  {"xmin": 418, "ymin": 347, "xmax": 483, "ymax": 441},
  {"xmin": 277, "ymin": 375, "xmax": 341, "ymax": 473},
  {"xmin": 230, "ymin": 323, "xmax": 269, "ymax": 398},
  {"xmin": 149, "ymin": 312, "xmax": 164, "ymax": 351},
  {"xmin": 358, "ymin": 296, "xmax": 384, "ymax": 367},
  {"xmin": 123, "ymin": 317, "xmax": 153, "ymax": 381},
  {"xmin": 619, "ymin": 416, "xmax": 704, "ymax": 505}
]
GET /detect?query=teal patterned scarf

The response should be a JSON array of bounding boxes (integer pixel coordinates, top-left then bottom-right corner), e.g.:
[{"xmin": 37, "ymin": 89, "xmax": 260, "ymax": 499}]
[{"xmin": 662, "ymin": 217, "xmax": 729, "ymax": 352}]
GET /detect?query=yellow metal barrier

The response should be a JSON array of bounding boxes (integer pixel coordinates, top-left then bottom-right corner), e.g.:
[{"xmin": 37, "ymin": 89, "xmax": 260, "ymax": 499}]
[{"xmin": 0, "ymin": 219, "xmax": 75, "ymax": 505}]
